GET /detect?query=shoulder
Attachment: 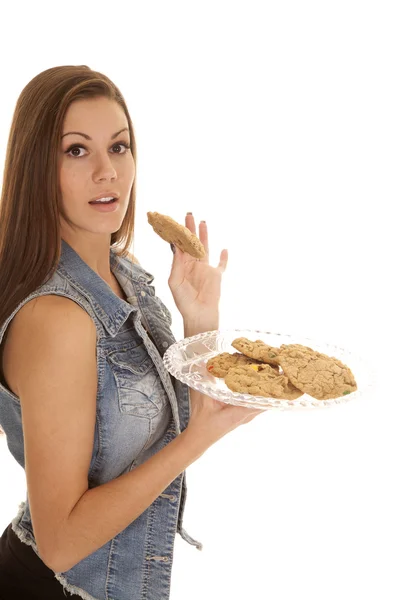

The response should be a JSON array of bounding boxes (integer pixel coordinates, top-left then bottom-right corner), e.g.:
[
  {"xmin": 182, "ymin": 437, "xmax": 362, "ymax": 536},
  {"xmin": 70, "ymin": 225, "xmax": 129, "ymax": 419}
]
[
  {"xmin": 4, "ymin": 295, "xmax": 95, "ymax": 398},
  {"xmin": 11, "ymin": 295, "xmax": 95, "ymax": 345}
]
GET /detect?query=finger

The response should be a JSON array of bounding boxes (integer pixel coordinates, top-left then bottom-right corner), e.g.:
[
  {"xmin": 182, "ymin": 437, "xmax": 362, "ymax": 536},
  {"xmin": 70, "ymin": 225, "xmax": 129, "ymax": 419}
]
[
  {"xmin": 185, "ymin": 212, "xmax": 196, "ymax": 235},
  {"xmin": 217, "ymin": 248, "xmax": 229, "ymax": 273},
  {"xmin": 169, "ymin": 245, "xmax": 185, "ymax": 287},
  {"xmin": 199, "ymin": 220, "xmax": 209, "ymax": 261}
]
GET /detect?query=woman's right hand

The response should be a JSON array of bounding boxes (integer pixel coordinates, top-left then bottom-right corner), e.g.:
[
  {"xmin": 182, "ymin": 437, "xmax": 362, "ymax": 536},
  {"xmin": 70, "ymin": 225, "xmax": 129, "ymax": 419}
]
[{"xmin": 186, "ymin": 388, "xmax": 266, "ymax": 444}]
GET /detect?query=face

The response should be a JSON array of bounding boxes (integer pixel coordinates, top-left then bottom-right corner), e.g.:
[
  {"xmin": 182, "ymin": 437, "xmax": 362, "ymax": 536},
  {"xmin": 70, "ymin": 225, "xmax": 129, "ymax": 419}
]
[{"xmin": 58, "ymin": 97, "xmax": 135, "ymax": 240}]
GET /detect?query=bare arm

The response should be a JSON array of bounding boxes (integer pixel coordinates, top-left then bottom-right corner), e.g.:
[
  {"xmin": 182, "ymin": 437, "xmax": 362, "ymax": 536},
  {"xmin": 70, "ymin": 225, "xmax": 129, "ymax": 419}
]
[
  {"xmin": 60, "ymin": 427, "xmax": 209, "ymax": 572},
  {"xmin": 11, "ymin": 295, "xmax": 215, "ymax": 574}
]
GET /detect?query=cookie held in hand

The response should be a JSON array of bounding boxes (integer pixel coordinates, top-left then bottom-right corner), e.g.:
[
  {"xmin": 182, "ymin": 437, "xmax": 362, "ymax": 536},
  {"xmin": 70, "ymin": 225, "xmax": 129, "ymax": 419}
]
[{"xmin": 147, "ymin": 211, "xmax": 206, "ymax": 259}]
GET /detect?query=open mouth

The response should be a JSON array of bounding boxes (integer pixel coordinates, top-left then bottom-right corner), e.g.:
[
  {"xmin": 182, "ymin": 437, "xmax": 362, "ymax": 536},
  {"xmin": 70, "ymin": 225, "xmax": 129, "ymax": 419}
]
[{"xmin": 89, "ymin": 198, "xmax": 118, "ymax": 205}]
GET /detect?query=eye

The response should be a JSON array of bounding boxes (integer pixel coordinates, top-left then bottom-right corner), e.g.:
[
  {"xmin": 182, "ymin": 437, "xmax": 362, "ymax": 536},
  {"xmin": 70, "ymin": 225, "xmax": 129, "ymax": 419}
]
[
  {"xmin": 111, "ymin": 142, "xmax": 131, "ymax": 154},
  {"xmin": 65, "ymin": 141, "xmax": 131, "ymax": 158}
]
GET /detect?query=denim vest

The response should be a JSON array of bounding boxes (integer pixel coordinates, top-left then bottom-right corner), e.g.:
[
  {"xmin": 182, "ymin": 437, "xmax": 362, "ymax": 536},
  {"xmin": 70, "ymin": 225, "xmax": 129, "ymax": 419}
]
[{"xmin": 0, "ymin": 239, "xmax": 202, "ymax": 600}]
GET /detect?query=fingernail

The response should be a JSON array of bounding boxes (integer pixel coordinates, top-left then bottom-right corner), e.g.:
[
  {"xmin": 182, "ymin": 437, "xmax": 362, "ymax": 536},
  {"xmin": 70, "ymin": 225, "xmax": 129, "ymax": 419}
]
[
  {"xmin": 200, "ymin": 220, "xmax": 206, "ymax": 224},
  {"xmin": 186, "ymin": 212, "xmax": 193, "ymax": 216},
  {"xmin": 170, "ymin": 243, "xmax": 176, "ymax": 254}
]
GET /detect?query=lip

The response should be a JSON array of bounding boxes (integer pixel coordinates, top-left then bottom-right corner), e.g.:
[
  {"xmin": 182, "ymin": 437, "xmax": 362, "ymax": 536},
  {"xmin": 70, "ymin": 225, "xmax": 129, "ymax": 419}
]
[
  {"xmin": 89, "ymin": 192, "xmax": 120, "ymax": 203},
  {"xmin": 89, "ymin": 198, "xmax": 120, "ymax": 213}
]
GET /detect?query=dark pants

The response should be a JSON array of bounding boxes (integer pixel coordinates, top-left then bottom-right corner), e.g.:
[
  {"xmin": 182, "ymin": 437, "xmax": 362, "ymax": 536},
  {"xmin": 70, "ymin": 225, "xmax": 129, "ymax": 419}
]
[{"xmin": 0, "ymin": 522, "xmax": 81, "ymax": 599}]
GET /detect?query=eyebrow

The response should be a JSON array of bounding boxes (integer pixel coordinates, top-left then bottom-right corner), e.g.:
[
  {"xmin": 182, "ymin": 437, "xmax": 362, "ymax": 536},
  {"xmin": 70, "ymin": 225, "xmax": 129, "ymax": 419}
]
[{"xmin": 61, "ymin": 127, "xmax": 129, "ymax": 140}]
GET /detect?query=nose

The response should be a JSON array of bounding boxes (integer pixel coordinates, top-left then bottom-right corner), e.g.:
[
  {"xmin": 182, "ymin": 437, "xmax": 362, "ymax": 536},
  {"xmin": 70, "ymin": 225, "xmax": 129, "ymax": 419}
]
[{"xmin": 93, "ymin": 152, "xmax": 117, "ymax": 180}]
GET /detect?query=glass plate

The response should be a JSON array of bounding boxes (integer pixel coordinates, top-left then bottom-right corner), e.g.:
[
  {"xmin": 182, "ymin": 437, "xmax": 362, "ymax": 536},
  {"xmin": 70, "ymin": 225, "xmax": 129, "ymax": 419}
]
[{"xmin": 163, "ymin": 329, "xmax": 373, "ymax": 411}]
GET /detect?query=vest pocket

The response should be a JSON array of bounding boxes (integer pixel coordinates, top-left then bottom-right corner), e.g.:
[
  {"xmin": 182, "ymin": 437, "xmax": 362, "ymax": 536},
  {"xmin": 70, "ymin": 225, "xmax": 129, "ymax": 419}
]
[{"xmin": 107, "ymin": 347, "xmax": 168, "ymax": 418}]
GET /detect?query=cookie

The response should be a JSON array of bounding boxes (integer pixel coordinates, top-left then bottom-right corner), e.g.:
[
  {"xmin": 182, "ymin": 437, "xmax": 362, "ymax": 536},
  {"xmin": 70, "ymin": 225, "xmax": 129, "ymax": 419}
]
[
  {"xmin": 231, "ymin": 337, "xmax": 281, "ymax": 366},
  {"xmin": 224, "ymin": 364, "xmax": 303, "ymax": 400},
  {"xmin": 147, "ymin": 212, "xmax": 206, "ymax": 259},
  {"xmin": 276, "ymin": 344, "xmax": 357, "ymax": 400},
  {"xmin": 265, "ymin": 373, "xmax": 304, "ymax": 400},
  {"xmin": 206, "ymin": 352, "xmax": 276, "ymax": 378}
]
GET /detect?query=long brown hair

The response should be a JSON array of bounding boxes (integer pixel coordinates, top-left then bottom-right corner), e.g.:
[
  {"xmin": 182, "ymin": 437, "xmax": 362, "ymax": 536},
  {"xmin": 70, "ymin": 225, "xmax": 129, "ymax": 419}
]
[{"xmin": 0, "ymin": 66, "xmax": 139, "ymax": 435}]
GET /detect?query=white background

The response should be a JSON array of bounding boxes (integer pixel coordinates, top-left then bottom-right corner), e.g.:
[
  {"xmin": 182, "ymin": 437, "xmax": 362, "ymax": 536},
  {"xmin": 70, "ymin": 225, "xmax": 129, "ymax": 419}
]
[{"xmin": 0, "ymin": 1, "xmax": 399, "ymax": 598}]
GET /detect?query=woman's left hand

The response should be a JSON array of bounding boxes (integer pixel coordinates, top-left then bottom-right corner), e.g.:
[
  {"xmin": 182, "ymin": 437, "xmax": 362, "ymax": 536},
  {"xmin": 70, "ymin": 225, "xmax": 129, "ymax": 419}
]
[{"xmin": 168, "ymin": 213, "xmax": 228, "ymax": 332}]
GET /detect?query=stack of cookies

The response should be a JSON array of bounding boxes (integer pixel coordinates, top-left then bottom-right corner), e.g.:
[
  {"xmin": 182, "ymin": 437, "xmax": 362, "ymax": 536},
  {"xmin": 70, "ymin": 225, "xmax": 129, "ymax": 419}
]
[{"xmin": 206, "ymin": 337, "xmax": 358, "ymax": 401}]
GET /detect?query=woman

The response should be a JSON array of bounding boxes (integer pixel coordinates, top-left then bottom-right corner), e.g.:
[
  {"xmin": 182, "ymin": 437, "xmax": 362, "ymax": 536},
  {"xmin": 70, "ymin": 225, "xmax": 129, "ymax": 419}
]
[{"xmin": 0, "ymin": 65, "xmax": 263, "ymax": 600}]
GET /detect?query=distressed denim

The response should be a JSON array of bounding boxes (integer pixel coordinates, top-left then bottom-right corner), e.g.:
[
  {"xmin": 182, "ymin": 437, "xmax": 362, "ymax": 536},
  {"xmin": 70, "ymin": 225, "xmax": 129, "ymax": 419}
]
[{"xmin": 0, "ymin": 239, "xmax": 202, "ymax": 600}]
